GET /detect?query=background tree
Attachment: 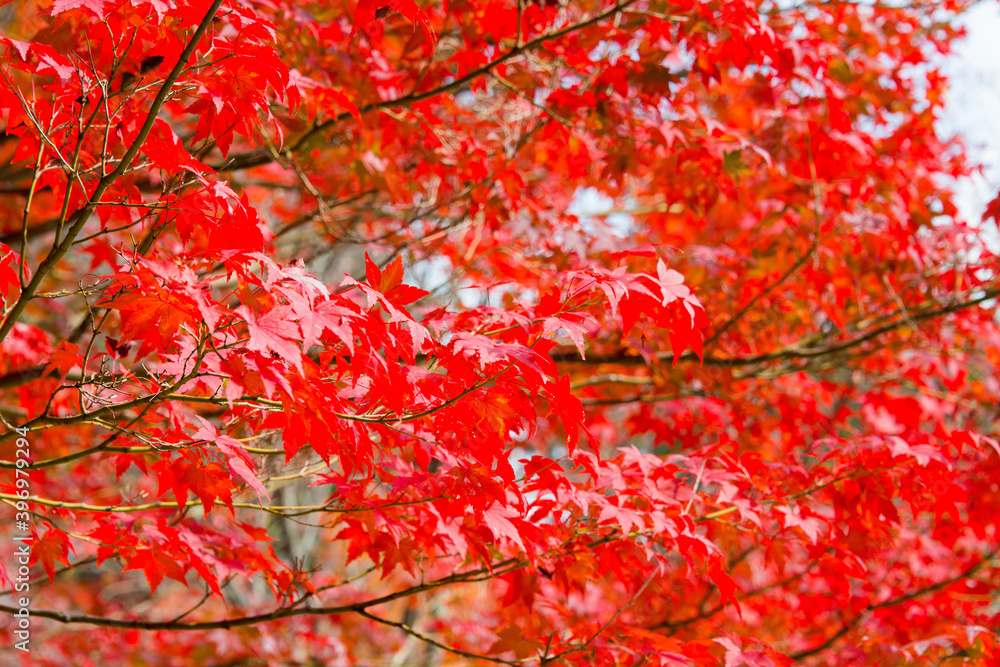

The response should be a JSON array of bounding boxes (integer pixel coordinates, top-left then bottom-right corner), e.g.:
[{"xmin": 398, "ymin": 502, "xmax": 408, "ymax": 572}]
[{"xmin": 0, "ymin": 0, "xmax": 999, "ymax": 664}]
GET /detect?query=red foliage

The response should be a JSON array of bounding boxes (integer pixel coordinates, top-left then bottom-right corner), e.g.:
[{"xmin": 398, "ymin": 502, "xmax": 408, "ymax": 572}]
[{"xmin": 0, "ymin": 0, "xmax": 998, "ymax": 664}]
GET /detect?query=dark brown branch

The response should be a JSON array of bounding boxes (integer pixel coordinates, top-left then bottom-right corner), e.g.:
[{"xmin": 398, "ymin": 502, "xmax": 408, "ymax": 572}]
[
  {"xmin": 214, "ymin": 0, "xmax": 639, "ymax": 173},
  {"xmin": 357, "ymin": 609, "xmax": 522, "ymax": 665},
  {"xmin": 0, "ymin": 529, "xmax": 645, "ymax": 632},
  {"xmin": 789, "ymin": 548, "xmax": 998, "ymax": 660},
  {"xmin": 0, "ymin": 0, "xmax": 226, "ymax": 342},
  {"xmin": 553, "ymin": 286, "xmax": 1000, "ymax": 368},
  {"xmin": 0, "ymin": 553, "xmax": 530, "ymax": 631}
]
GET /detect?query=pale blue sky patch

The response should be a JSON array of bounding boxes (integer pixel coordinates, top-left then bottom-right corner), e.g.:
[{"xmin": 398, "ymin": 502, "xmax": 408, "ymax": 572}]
[{"xmin": 941, "ymin": 1, "xmax": 1000, "ymax": 251}]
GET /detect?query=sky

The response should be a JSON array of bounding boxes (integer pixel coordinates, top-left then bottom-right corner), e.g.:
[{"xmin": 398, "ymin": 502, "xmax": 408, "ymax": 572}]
[
  {"xmin": 450, "ymin": 3, "xmax": 1000, "ymax": 303},
  {"xmin": 942, "ymin": 0, "xmax": 1000, "ymax": 245},
  {"xmin": 571, "ymin": 2, "xmax": 1000, "ymax": 249}
]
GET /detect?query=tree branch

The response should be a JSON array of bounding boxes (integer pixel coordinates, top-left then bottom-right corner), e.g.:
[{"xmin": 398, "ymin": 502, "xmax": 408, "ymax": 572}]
[
  {"xmin": 0, "ymin": 0, "xmax": 226, "ymax": 342},
  {"xmin": 214, "ymin": 0, "xmax": 639, "ymax": 172},
  {"xmin": 789, "ymin": 548, "xmax": 998, "ymax": 660}
]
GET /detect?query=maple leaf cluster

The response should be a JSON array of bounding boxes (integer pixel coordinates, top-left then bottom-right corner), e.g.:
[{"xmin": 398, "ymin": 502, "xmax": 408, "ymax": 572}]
[{"xmin": 0, "ymin": 0, "xmax": 998, "ymax": 664}]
